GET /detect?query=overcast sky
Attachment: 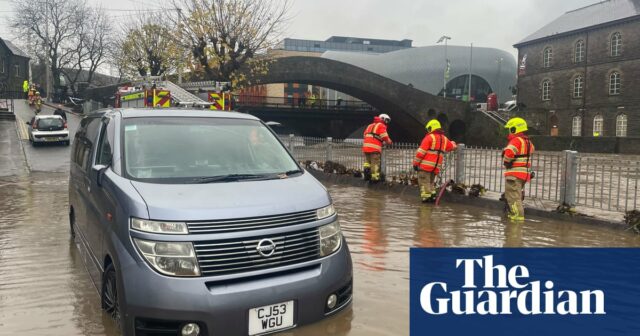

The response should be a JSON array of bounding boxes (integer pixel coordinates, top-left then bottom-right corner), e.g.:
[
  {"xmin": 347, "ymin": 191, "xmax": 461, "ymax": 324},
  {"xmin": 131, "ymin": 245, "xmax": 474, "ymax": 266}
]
[{"xmin": 0, "ymin": 0, "xmax": 598, "ymax": 61}]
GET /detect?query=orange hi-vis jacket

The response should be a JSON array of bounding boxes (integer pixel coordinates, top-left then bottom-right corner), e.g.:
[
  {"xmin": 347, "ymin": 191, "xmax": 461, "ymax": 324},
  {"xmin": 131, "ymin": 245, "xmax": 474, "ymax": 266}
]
[
  {"xmin": 362, "ymin": 120, "xmax": 391, "ymax": 153},
  {"xmin": 503, "ymin": 134, "xmax": 535, "ymax": 181},
  {"xmin": 413, "ymin": 131, "xmax": 457, "ymax": 174}
]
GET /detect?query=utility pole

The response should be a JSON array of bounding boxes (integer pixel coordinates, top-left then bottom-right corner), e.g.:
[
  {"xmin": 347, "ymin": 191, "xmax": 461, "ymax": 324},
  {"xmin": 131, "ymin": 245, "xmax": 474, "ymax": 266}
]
[
  {"xmin": 467, "ymin": 43, "xmax": 473, "ymax": 102},
  {"xmin": 437, "ymin": 35, "xmax": 451, "ymax": 98},
  {"xmin": 44, "ymin": 0, "xmax": 52, "ymax": 102},
  {"xmin": 496, "ymin": 57, "xmax": 503, "ymax": 101}
]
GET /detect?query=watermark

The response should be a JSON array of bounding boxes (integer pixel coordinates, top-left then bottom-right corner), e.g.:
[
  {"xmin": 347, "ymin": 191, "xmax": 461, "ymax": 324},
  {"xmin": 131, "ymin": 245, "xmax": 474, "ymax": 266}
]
[{"xmin": 410, "ymin": 248, "xmax": 640, "ymax": 335}]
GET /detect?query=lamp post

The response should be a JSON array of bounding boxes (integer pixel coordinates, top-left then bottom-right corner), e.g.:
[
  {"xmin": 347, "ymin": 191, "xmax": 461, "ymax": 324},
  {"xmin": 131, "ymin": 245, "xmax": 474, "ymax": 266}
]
[
  {"xmin": 496, "ymin": 57, "xmax": 503, "ymax": 100},
  {"xmin": 436, "ymin": 35, "xmax": 451, "ymax": 98}
]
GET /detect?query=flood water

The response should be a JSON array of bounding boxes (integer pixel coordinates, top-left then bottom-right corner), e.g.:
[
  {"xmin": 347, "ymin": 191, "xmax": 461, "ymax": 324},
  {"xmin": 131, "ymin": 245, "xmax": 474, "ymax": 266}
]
[{"xmin": 1, "ymin": 174, "xmax": 639, "ymax": 335}]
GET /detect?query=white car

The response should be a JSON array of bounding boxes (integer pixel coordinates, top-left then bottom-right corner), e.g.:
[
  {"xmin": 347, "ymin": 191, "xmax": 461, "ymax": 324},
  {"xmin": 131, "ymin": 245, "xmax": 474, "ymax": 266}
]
[{"xmin": 26, "ymin": 115, "xmax": 70, "ymax": 146}]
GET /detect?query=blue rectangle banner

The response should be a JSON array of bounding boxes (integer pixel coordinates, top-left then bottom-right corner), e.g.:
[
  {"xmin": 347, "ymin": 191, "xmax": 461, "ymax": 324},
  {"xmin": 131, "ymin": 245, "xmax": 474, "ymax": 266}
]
[{"xmin": 410, "ymin": 248, "xmax": 640, "ymax": 336}]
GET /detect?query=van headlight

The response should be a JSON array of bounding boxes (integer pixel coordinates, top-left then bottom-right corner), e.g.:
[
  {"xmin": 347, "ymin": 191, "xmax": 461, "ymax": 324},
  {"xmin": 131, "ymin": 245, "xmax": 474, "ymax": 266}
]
[
  {"xmin": 319, "ymin": 221, "xmax": 342, "ymax": 257},
  {"xmin": 317, "ymin": 204, "xmax": 336, "ymax": 220},
  {"xmin": 134, "ymin": 239, "xmax": 200, "ymax": 276},
  {"xmin": 131, "ymin": 218, "xmax": 188, "ymax": 234}
]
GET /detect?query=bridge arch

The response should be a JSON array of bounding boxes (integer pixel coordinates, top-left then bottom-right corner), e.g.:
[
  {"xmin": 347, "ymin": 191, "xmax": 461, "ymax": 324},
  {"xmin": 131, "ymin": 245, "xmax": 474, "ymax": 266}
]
[{"xmin": 250, "ymin": 56, "xmax": 468, "ymax": 141}]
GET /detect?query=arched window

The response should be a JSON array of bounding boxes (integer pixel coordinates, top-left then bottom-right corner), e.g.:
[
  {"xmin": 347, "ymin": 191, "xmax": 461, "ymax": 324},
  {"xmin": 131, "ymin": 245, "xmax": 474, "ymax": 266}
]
[
  {"xmin": 542, "ymin": 80, "xmax": 551, "ymax": 101},
  {"xmin": 593, "ymin": 115, "xmax": 604, "ymax": 136},
  {"xmin": 609, "ymin": 72, "xmax": 621, "ymax": 95},
  {"xmin": 574, "ymin": 40, "xmax": 585, "ymax": 63},
  {"xmin": 611, "ymin": 32, "xmax": 622, "ymax": 56},
  {"xmin": 573, "ymin": 76, "xmax": 584, "ymax": 98},
  {"xmin": 572, "ymin": 116, "xmax": 582, "ymax": 136},
  {"xmin": 543, "ymin": 47, "xmax": 552, "ymax": 67},
  {"xmin": 616, "ymin": 114, "xmax": 627, "ymax": 137}
]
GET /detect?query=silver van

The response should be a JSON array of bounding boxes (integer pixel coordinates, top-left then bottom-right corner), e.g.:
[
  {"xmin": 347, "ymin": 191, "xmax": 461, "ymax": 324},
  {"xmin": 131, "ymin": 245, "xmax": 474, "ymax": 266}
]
[{"xmin": 69, "ymin": 109, "xmax": 353, "ymax": 336}]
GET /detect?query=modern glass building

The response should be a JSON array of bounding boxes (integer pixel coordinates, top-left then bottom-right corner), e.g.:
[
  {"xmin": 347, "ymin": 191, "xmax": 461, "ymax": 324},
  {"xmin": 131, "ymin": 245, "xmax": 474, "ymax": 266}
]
[{"xmin": 276, "ymin": 36, "xmax": 413, "ymax": 54}]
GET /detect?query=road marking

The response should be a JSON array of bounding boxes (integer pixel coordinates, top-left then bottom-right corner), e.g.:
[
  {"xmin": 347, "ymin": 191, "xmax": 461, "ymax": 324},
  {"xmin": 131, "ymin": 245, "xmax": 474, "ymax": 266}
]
[{"xmin": 15, "ymin": 117, "xmax": 29, "ymax": 140}]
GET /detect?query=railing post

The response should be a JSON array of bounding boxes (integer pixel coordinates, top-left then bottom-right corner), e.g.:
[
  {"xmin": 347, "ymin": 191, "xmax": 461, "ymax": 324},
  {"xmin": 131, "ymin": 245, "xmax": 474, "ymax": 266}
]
[
  {"xmin": 326, "ymin": 137, "xmax": 333, "ymax": 162},
  {"xmin": 288, "ymin": 134, "xmax": 295, "ymax": 156},
  {"xmin": 455, "ymin": 143, "xmax": 466, "ymax": 184},
  {"xmin": 381, "ymin": 148, "xmax": 388, "ymax": 179},
  {"xmin": 561, "ymin": 150, "xmax": 578, "ymax": 206}
]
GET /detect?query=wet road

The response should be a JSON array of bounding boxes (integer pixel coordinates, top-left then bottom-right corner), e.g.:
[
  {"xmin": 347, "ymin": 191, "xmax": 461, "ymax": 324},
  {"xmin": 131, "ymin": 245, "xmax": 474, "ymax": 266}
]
[{"xmin": 1, "ymin": 166, "xmax": 640, "ymax": 335}]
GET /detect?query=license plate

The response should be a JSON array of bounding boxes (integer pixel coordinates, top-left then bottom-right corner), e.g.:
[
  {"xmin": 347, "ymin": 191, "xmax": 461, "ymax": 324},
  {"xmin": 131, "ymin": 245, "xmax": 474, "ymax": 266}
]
[
  {"xmin": 45, "ymin": 137, "xmax": 59, "ymax": 142},
  {"xmin": 248, "ymin": 301, "xmax": 294, "ymax": 335}
]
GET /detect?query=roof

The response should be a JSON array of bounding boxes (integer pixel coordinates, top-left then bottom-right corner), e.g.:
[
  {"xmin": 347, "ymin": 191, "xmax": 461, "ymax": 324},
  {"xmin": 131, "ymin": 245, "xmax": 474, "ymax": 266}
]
[
  {"xmin": 515, "ymin": 0, "xmax": 640, "ymax": 46},
  {"xmin": 117, "ymin": 108, "xmax": 258, "ymax": 120},
  {"xmin": 1, "ymin": 38, "xmax": 30, "ymax": 58}
]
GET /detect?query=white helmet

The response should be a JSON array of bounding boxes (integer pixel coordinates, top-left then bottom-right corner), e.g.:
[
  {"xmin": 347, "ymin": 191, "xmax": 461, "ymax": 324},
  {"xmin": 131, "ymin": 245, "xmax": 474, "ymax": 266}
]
[{"xmin": 379, "ymin": 113, "xmax": 391, "ymax": 124}]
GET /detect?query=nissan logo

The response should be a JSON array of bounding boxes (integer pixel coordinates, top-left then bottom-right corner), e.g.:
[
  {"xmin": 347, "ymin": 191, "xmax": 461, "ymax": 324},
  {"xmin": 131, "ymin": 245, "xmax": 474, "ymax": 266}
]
[{"xmin": 256, "ymin": 239, "xmax": 276, "ymax": 257}]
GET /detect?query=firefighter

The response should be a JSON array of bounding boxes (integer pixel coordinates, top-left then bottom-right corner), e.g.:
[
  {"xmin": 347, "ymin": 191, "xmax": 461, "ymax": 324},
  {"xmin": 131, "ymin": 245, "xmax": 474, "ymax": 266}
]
[
  {"xmin": 412, "ymin": 119, "xmax": 457, "ymax": 202},
  {"xmin": 22, "ymin": 80, "xmax": 29, "ymax": 99},
  {"xmin": 502, "ymin": 117, "xmax": 535, "ymax": 221},
  {"xmin": 362, "ymin": 114, "xmax": 392, "ymax": 182}
]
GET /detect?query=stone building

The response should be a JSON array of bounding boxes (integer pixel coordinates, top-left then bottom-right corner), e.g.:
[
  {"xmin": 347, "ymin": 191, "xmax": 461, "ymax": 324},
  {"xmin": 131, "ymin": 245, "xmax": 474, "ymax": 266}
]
[
  {"xmin": 514, "ymin": 0, "xmax": 640, "ymax": 138},
  {"xmin": 0, "ymin": 37, "xmax": 30, "ymax": 95}
]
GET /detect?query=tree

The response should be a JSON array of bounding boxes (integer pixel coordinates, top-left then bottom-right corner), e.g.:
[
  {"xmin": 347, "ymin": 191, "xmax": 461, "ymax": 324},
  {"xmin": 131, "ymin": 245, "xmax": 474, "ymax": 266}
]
[
  {"xmin": 114, "ymin": 14, "xmax": 181, "ymax": 78},
  {"xmin": 171, "ymin": 0, "xmax": 290, "ymax": 87},
  {"xmin": 11, "ymin": 0, "xmax": 113, "ymax": 97}
]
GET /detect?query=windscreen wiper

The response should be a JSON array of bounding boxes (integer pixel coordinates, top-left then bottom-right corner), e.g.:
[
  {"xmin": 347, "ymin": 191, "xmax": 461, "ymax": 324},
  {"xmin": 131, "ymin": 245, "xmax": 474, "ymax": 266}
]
[{"xmin": 193, "ymin": 174, "xmax": 269, "ymax": 183}]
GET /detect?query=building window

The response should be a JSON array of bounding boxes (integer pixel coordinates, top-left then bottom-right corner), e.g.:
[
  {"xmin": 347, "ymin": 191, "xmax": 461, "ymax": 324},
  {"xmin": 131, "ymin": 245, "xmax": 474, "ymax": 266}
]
[
  {"xmin": 609, "ymin": 72, "xmax": 621, "ymax": 95},
  {"xmin": 574, "ymin": 40, "xmax": 585, "ymax": 63},
  {"xmin": 610, "ymin": 32, "xmax": 622, "ymax": 56},
  {"xmin": 543, "ymin": 47, "xmax": 552, "ymax": 68},
  {"xmin": 616, "ymin": 114, "xmax": 627, "ymax": 137},
  {"xmin": 14, "ymin": 64, "xmax": 20, "ymax": 77},
  {"xmin": 572, "ymin": 116, "xmax": 582, "ymax": 136},
  {"xmin": 573, "ymin": 76, "xmax": 584, "ymax": 98},
  {"xmin": 542, "ymin": 80, "xmax": 551, "ymax": 101},
  {"xmin": 0, "ymin": 57, "xmax": 4, "ymax": 73},
  {"xmin": 593, "ymin": 115, "xmax": 604, "ymax": 136}
]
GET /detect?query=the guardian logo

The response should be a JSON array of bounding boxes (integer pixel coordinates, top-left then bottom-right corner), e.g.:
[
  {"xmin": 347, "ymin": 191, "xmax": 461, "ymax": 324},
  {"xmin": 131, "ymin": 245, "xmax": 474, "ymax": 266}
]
[{"xmin": 420, "ymin": 255, "xmax": 606, "ymax": 316}]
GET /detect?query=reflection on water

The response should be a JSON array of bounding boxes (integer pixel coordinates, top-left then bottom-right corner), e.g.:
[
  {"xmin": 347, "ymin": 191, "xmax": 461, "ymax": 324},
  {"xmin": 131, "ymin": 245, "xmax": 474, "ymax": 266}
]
[{"xmin": 1, "ymin": 175, "xmax": 639, "ymax": 335}]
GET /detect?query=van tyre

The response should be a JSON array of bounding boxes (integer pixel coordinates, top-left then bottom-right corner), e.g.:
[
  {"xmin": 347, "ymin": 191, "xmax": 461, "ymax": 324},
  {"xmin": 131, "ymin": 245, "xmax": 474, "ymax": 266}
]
[{"xmin": 102, "ymin": 264, "xmax": 122, "ymax": 331}]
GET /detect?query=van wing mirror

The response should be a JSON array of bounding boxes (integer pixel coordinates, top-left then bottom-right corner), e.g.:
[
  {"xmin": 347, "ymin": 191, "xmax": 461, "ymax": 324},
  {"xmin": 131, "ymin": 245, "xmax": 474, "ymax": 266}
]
[
  {"xmin": 92, "ymin": 164, "xmax": 108, "ymax": 187},
  {"xmin": 26, "ymin": 121, "xmax": 30, "ymax": 125}
]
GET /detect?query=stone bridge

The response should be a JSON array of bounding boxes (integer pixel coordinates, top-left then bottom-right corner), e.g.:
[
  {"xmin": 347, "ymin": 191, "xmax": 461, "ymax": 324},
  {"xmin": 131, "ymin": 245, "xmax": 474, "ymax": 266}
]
[{"xmin": 249, "ymin": 56, "xmax": 477, "ymax": 142}]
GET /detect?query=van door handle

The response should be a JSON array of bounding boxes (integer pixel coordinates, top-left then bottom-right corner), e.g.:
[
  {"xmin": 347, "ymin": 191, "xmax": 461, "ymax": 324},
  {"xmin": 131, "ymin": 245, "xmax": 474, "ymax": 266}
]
[{"xmin": 87, "ymin": 185, "xmax": 91, "ymax": 193}]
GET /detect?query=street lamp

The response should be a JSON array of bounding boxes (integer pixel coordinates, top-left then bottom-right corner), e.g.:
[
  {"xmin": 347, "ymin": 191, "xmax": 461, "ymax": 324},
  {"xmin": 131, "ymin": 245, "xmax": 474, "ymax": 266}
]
[
  {"xmin": 496, "ymin": 57, "xmax": 504, "ymax": 100},
  {"xmin": 436, "ymin": 35, "xmax": 451, "ymax": 98}
]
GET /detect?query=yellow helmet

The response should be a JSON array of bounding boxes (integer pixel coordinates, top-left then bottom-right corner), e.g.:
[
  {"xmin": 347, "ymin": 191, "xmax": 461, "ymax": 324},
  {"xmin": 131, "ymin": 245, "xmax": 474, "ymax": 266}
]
[
  {"xmin": 425, "ymin": 119, "xmax": 442, "ymax": 133},
  {"xmin": 505, "ymin": 117, "xmax": 528, "ymax": 134}
]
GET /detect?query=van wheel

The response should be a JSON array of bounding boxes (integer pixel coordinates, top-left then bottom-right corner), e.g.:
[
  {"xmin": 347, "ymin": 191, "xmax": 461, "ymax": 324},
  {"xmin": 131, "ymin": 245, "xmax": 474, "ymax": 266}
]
[{"xmin": 102, "ymin": 264, "xmax": 122, "ymax": 329}]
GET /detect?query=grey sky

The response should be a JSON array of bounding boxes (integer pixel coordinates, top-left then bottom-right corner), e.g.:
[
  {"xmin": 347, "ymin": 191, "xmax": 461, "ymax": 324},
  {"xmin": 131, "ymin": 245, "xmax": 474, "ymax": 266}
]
[{"xmin": 0, "ymin": 0, "xmax": 597, "ymax": 60}]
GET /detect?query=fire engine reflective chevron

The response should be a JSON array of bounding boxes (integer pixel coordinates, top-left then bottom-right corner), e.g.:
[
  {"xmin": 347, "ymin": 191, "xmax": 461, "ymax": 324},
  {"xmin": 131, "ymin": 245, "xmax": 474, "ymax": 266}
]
[
  {"xmin": 414, "ymin": 132, "xmax": 456, "ymax": 174},
  {"xmin": 503, "ymin": 136, "xmax": 535, "ymax": 181},
  {"xmin": 362, "ymin": 122, "xmax": 390, "ymax": 153}
]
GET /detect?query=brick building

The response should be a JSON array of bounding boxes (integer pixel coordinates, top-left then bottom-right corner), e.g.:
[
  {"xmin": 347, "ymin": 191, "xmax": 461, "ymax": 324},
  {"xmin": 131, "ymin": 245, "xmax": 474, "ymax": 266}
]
[{"xmin": 514, "ymin": 0, "xmax": 640, "ymax": 138}]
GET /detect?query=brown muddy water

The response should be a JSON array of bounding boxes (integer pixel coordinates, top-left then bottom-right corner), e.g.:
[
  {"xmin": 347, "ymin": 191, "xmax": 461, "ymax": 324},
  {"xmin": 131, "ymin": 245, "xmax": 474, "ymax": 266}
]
[{"xmin": 1, "ymin": 174, "xmax": 639, "ymax": 336}]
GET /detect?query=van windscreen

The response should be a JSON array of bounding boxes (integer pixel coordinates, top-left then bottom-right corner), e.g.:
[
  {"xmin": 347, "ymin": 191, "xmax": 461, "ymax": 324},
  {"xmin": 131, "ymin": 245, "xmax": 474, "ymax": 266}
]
[{"xmin": 122, "ymin": 117, "xmax": 300, "ymax": 183}]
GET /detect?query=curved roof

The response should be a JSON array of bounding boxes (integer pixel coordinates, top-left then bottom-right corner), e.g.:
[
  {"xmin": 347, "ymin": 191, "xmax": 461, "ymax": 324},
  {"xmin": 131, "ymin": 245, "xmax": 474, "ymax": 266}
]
[{"xmin": 322, "ymin": 45, "xmax": 517, "ymax": 103}]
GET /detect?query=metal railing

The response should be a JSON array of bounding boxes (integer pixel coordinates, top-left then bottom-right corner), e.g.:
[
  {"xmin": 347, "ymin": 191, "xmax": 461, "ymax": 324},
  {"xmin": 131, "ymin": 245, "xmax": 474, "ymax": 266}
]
[
  {"xmin": 282, "ymin": 135, "xmax": 640, "ymax": 213},
  {"xmin": 235, "ymin": 95, "xmax": 376, "ymax": 111}
]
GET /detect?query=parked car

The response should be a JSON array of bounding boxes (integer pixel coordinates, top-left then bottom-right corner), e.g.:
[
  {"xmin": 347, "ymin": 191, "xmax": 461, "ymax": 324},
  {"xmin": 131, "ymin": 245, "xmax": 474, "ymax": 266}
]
[
  {"xmin": 27, "ymin": 115, "xmax": 69, "ymax": 146},
  {"xmin": 69, "ymin": 108, "xmax": 353, "ymax": 336},
  {"xmin": 499, "ymin": 100, "xmax": 518, "ymax": 113}
]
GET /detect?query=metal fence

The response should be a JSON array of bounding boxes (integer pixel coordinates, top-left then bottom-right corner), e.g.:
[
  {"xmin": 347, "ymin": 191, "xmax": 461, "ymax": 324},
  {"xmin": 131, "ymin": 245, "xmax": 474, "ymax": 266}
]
[{"xmin": 281, "ymin": 135, "xmax": 640, "ymax": 213}]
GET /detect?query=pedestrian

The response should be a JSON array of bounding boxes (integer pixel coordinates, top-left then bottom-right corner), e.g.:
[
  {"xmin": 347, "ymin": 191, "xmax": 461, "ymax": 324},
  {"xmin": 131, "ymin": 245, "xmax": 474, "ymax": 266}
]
[
  {"xmin": 362, "ymin": 114, "xmax": 393, "ymax": 182},
  {"xmin": 502, "ymin": 117, "xmax": 535, "ymax": 221},
  {"xmin": 53, "ymin": 104, "xmax": 67, "ymax": 121},
  {"xmin": 412, "ymin": 119, "xmax": 457, "ymax": 202}
]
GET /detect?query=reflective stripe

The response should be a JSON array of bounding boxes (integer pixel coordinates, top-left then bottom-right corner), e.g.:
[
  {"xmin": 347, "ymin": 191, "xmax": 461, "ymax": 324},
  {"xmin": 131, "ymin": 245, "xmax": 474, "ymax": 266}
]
[
  {"xmin": 363, "ymin": 143, "xmax": 382, "ymax": 150},
  {"xmin": 429, "ymin": 134, "xmax": 436, "ymax": 150},
  {"xmin": 417, "ymin": 148, "xmax": 427, "ymax": 154}
]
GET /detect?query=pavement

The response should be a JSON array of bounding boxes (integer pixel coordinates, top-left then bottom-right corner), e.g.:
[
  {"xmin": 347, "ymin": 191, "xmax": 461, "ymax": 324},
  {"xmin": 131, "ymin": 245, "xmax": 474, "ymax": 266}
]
[{"xmin": 12, "ymin": 100, "xmax": 82, "ymax": 173}]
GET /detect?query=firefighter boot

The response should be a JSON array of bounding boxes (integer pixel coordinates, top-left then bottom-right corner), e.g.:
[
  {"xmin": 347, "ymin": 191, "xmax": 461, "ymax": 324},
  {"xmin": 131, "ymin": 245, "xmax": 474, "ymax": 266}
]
[
  {"xmin": 507, "ymin": 203, "xmax": 525, "ymax": 221},
  {"xmin": 363, "ymin": 164, "xmax": 371, "ymax": 181},
  {"xmin": 420, "ymin": 187, "xmax": 430, "ymax": 202}
]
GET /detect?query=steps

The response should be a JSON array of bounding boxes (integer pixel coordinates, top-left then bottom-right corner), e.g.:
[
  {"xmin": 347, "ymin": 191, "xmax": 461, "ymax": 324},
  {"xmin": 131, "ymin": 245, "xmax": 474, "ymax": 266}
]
[
  {"xmin": 0, "ymin": 111, "xmax": 15, "ymax": 120},
  {"xmin": 159, "ymin": 81, "xmax": 206, "ymax": 104}
]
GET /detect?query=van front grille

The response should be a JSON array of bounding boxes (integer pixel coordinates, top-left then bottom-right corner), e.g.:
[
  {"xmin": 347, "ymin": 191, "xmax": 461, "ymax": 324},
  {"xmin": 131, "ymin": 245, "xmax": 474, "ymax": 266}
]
[
  {"xmin": 194, "ymin": 227, "xmax": 320, "ymax": 276},
  {"xmin": 187, "ymin": 210, "xmax": 318, "ymax": 234}
]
